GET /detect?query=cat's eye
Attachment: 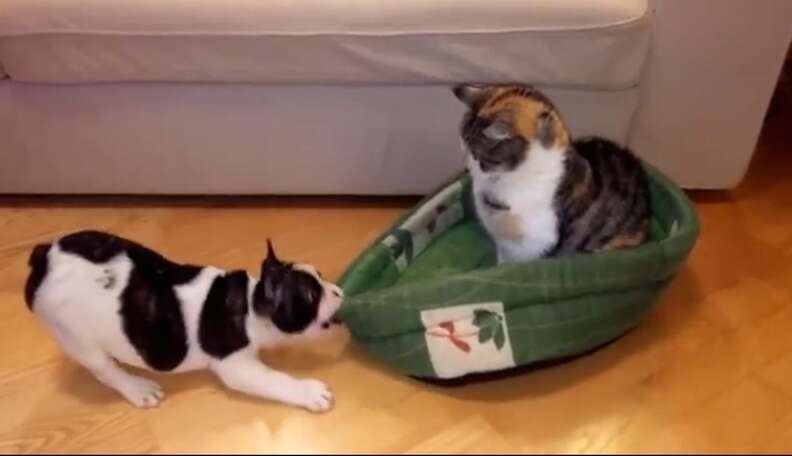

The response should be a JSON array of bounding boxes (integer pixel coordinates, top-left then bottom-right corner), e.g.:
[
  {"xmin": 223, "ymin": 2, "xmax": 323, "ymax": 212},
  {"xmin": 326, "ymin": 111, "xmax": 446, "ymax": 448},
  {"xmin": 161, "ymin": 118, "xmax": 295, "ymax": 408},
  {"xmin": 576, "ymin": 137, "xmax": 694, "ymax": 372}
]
[{"xmin": 483, "ymin": 121, "xmax": 512, "ymax": 141}]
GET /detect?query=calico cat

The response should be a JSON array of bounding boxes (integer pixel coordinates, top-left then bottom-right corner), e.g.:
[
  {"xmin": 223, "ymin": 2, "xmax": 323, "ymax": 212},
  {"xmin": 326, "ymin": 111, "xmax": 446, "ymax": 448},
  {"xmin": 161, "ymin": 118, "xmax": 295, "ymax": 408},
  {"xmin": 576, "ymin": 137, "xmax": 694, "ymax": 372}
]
[{"xmin": 453, "ymin": 83, "xmax": 650, "ymax": 263}]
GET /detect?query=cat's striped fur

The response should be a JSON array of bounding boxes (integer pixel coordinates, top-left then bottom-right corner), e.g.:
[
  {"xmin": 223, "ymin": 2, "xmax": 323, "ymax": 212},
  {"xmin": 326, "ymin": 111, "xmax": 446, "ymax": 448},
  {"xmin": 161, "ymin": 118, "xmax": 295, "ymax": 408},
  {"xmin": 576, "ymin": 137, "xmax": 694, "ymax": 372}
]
[{"xmin": 454, "ymin": 83, "xmax": 650, "ymax": 263}]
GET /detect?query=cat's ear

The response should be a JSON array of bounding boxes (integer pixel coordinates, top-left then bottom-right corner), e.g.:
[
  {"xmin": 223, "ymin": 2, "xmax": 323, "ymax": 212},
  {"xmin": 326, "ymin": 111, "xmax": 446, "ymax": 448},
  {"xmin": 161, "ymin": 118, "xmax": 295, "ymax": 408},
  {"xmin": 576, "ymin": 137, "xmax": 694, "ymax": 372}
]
[
  {"xmin": 536, "ymin": 111, "xmax": 556, "ymax": 148},
  {"xmin": 483, "ymin": 119, "xmax": 513, "ymax": 141},
  {"xmin": 452, "ymin": 84, "xmax": 489, "ymax": 110}
]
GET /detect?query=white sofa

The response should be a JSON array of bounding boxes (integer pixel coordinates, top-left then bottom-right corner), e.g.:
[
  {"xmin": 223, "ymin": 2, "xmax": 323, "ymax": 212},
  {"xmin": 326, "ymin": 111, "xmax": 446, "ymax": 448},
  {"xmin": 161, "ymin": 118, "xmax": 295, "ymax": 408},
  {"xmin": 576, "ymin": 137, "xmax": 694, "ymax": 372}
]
[{"xmin": 1, "ymin": 0, "xmax": 790, "ymax": 194}]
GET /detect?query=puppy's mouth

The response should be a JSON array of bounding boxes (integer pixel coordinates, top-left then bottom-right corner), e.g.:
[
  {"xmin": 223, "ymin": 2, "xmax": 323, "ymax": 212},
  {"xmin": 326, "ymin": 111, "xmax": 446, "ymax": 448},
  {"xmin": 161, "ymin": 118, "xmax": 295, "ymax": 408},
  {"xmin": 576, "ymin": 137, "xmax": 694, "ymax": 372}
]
[{"xmin": 321, "ymin": 316, "xmax": 344, "ymax": 330}]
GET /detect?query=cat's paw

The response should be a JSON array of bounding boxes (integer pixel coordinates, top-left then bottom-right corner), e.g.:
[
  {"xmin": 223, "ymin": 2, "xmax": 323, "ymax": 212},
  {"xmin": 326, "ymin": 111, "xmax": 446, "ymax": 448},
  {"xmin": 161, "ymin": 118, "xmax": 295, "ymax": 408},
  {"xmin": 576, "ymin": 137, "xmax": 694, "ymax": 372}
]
[{"xmin": 297, "ymin": 379, "xmax": 334, "ymax": 413}]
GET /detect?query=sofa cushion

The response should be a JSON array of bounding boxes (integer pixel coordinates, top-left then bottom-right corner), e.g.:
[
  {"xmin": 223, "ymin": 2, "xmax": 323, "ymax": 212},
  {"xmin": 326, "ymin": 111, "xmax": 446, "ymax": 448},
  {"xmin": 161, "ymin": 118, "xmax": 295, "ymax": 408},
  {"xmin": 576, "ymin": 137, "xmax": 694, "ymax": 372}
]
[
  {"xmin": 0, "ymin": 81, "xmax": 641, "ymax": 194},
  {"xmin": 0, "ymin": 0, "xmax": 651, "ymax": 87}
]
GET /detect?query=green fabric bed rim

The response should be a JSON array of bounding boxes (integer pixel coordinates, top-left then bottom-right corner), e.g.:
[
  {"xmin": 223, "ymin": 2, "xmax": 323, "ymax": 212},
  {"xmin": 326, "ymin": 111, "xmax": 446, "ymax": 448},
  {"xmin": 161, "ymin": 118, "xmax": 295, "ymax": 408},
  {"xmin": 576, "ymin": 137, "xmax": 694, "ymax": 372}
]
[{"xmin": 336, "ymin": 164, "xmax": 699, "ymax": 380}]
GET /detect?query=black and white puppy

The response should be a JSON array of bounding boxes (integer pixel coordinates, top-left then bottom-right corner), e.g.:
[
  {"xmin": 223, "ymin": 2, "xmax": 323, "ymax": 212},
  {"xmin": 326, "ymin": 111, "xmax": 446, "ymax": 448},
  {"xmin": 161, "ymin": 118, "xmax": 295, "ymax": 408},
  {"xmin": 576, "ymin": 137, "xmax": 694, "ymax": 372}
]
[{"xmin": 24, "ymin": 230, "xmax": 343, "ymax": 412}]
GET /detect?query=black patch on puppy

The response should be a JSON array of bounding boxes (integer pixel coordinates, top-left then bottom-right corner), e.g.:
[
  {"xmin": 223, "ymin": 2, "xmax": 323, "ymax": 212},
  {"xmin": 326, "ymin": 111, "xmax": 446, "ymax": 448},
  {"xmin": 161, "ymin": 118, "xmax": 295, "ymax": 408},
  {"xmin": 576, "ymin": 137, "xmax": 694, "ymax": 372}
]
[
  {"xmin": 59, "ymin": 230, "xmax": 202, "ymax": 371},
  {"xmin": 199, "ymin": 270, "xmax": 251, "ymax": 359},
  {"xmin": 60, "ymin": 230, "xmax": 126, "ymax": 263},
  {"xmin": 254, "ymin": 269, "xmax": 323, "ymax": 334},
  {"xmin": 60, "ymin": 230, "xmax": 202, "ymax": 283},
  {"xmin": 24, "ymin": 243, "xmax": 52, "ymax": 310},
  {"xmin": 252, "ymin": 241, "xmax": 323, "ymax": 334},
  {"xmin": 120, "ymin": 268, "xmax": 191, "ymax": 371},
  {"xmin": 269, "ymin": 270, "xmax": 322, "ymax": 333}
]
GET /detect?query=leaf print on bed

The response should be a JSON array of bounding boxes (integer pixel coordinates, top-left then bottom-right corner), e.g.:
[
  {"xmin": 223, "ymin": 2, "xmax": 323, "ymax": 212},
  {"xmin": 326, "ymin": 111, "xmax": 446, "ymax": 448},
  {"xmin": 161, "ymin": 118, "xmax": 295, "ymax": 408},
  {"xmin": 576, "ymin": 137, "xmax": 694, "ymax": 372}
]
[{"xmin": 472, "ymin": 309, "xmax": 506, "ymax": 350}]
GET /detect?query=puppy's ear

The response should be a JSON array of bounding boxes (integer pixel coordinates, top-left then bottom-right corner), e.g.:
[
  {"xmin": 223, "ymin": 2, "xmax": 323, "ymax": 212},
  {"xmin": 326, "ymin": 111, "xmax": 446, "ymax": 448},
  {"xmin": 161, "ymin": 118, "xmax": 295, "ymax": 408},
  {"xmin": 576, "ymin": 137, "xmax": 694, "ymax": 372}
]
[
  {"xmin": 252, "ymin": 280, "xmax": 273, "ymax": 317},
  {"xmin": 252, "ymin": 272, "xmax": 282, "ymax": 318},
  {"xmin": 255, "ymin": 239, "xmax": 286, "ymax": 317},
  {"xmin": 262, "ymin": 239, "xmax": 282, "ymax": 273}
]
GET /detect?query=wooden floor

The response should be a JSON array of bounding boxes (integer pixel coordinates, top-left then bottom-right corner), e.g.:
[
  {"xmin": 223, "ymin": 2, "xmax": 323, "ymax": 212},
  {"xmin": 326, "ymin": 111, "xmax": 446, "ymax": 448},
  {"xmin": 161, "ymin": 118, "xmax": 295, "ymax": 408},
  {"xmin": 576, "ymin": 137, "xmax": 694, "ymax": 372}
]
[{"xmin": 1, "ymin": 105, "xmax": 791, "ymax": 454}]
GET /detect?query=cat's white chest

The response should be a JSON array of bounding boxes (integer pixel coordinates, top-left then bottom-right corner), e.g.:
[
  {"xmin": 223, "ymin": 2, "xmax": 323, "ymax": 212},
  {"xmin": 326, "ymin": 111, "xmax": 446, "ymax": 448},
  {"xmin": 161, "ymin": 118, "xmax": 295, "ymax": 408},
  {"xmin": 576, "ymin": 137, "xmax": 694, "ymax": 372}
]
[{"xmin": 469, "ymin": 147, "xmax": 564, "ymax": 262}]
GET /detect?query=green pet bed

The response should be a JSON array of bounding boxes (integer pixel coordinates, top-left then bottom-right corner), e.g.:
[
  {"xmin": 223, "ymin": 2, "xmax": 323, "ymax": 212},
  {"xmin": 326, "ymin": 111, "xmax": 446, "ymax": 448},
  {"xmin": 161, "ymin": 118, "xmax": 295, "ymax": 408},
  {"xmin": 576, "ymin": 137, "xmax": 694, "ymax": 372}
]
[{"xmin": 336, "ymin": 164, "xmax": 699, "ymax": 381}]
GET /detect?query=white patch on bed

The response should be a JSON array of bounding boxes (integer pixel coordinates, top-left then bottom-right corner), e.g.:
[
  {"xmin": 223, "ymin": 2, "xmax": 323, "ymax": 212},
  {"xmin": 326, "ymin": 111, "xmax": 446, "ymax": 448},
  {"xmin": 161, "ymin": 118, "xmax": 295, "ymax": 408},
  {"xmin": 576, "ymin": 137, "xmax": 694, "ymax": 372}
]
[{"xmin": 420, "ymin": 302, "xmax": 516, "ymax": 379}]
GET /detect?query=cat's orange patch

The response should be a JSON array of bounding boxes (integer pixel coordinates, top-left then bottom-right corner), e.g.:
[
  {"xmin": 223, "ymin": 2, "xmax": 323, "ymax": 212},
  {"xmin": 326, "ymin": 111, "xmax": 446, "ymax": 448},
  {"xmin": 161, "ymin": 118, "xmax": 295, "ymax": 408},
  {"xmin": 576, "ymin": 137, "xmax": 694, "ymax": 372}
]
[
  {"xmin": 572, "ymin": 166, "xmax": 593, "ymax": 200},
  {"xmin": 490, "ymin": 211, "xmax": 524, "ymax": 242},
  {"xmin": 599, "ymin": 228, "xmax": 648, "ymax": 251},
  {"xmin": 480, "ymin": 90, "xmax": 570, "ymax": 149}
]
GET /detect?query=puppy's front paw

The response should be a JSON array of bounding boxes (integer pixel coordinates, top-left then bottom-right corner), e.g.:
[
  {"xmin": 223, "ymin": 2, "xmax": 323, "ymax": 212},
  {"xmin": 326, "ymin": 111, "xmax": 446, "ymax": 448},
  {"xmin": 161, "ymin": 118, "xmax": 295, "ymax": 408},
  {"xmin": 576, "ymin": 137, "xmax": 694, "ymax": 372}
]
[
  {"xmin": 119, "ymin": 377, "xmax": 165, "ymax": 409},
  {"xmin": 297, "ymin": 379, "xmax": 334, "ymax": 413}
]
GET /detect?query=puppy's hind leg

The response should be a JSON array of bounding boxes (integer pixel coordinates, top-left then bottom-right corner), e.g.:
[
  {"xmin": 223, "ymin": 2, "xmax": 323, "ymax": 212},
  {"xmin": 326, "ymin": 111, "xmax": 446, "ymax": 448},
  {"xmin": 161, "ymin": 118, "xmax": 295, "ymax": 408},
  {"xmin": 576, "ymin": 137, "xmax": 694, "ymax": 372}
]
[{"xmin": 50, "ymin": 329, "xmax": 164, "ymax": 408}]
